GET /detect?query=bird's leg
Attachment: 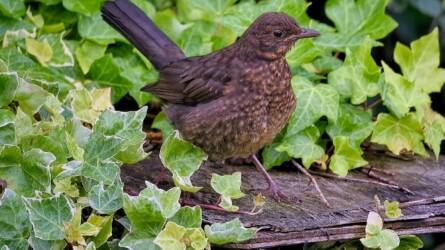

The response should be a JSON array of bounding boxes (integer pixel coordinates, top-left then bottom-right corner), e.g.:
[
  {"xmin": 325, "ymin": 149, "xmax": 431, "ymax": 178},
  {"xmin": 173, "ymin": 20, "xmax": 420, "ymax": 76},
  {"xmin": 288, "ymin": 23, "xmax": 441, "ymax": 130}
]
[{"xmin": 250, "ymin": 155, "xmax": 288, "ymax": 202}]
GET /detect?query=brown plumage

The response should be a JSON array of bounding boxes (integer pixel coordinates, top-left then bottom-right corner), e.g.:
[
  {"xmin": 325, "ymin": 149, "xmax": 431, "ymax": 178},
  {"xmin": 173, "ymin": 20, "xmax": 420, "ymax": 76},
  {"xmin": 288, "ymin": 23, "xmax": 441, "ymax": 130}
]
[{"xmin": 102, "ymin": 0, "xmax": 319, "ymax": 200}]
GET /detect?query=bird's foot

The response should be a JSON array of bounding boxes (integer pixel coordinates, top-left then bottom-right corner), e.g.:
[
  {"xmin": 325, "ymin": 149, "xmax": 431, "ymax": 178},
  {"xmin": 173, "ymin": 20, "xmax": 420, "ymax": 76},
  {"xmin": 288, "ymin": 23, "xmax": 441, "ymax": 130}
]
[{"xmin": 262, "ymin": 182, "xmax": 289, "ymax": 202}]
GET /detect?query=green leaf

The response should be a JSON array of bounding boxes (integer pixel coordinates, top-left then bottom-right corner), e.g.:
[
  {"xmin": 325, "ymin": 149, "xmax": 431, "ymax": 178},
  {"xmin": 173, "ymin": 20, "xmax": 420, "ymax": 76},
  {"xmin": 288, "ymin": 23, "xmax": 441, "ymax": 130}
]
[
  {"xmin": 71, "ymin": 88, "xmax": 113, "ymax": 125},
  {"xmin": 394, "ymin": 28, "xmax": 445, "ymax": 94},
  {"xmin": 41, "ymin": 33, "xmax": 75, "ymax": 68},
  {"xmin": 23, "ymin": 194, "xmax": 74, "ymax": 240},
  {"xmin": 276, "ymin": 126, "xmax": 324, "ymax": 168},
  {"xmin": 78, "ymin": 12, "xmax": 123, "ymax": 45},
  {"xmin": 0, "ymin": 189, "xmax": 31, "ymax": 249},
  {"xmin": 154, "ymin": 9, "xmax": 191, "ymax": 42},
  {"xmin": 88, "ymin": 180, "xmax": 123, "ymax": 214},
  {"xmin": 262, "ymin": 142, "xmax": 291, "ymax": 170},
  {"xmin": 316, "ymin": 0, "xmax": 397, "ymax": 49},
  {"xmin": 286, "ymin": 39, "xmax": 323, "ymax": 67},
  {"xmin": 119, "ymin": 191, "xmax": 165, "ymax": 250},
  {"xmin": 328, "ymin": 38, "xmax": 381, "ymax": 104},
  {"xmin": 0, "ymin": 146, "xmax": 55, "ymax": 196},
  {"xmin": 160, "ymin": 130, "xmax": 207, "ymax": 192},
  {"xmin": 89, "ymin": 54, "xmax": 133, "ymax": 103},
  {"xmin": 204, "ymin": 218, "xmax": 257, "ymax": 245},
  {"xmin": 25, "ymin": 38, "xmax": 53, "ymax": 67},
  {"xmin": 139, "ymin": 181, "xmax": 181, "ymax": 219},
  {"xmin": 94, "ymin": 107, "xmax": 148, "ymax": 164},
  {"xmin": 384, "ymin": 200, "xmax": 403, "ymax": 219},
  {"xmin": 423, "ymin": 120, "xmax": 445, "ymax": 160},
  {"xmin": 210, "ymin": 172, "xmax": 245, "ymax": 212},
  {"xmin": 89, "ymin": 214, "xmax": 113, "ymax": 248},
  {"xmin": 13, "ymin": 78, "xmax": 49, "ymax": 116},
  {"xmin": 75, "ymin": 40, "xmax": 107, "ymax": 74},
  {"xmin": 170, "ymin": 206, "xmax": 202, "ymax": 228},
  {"xmin": 62, "ymin": 0, "xmax": 102, "ymax": 16},
  {"xmin": 53, "ymin": 178, "xmax": 79, "ymax": 198},
  {"xmin": 326, "ymin": 104, "xmax": 374, "ymax": 146},
  {"xmin": 287, "ymin": 78, "xmax": 339, "ymax": 134},
  {"xmin": 371, "ymin": 113, "xmax": 427, "ymax": 157},
  {"xmin": 330, "ymin": 136, "xmax": 368, "ymax": 177},
  {"xmin": 394, "ymin": 235, "xmax": 423, "ymax": 250},
  {"xmin": 28, "ymin": 235, "xmax": 66, "ymax": 250},
  {"xmin": 0, "ymin": 109, "xmax": 16, "ymax": 145},
  {"xmin": 0, "ymin": 72, "xmax": 18, "ymax": 107},
  {"xmin": 152, "ymin": 112, "xmax": 174, "ymax": 138},
  {"xmin": 381, "ymin": 62, "xmax": 430, "ymax": 118},
  {"xmin": 154, "ymin": 222, "xmax": 207, "ymax": 250},
  {"xmin": 0, "ymin": 0, "xmax": 26, "ymax": 19}
]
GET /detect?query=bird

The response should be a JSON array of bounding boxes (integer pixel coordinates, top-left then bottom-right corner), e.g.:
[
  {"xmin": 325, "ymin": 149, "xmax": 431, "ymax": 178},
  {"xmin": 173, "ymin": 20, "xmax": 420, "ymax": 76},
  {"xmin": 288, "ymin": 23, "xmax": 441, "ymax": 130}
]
[{"xmin": 101, "ymin": 0, "xmax": 319, "ymax": 201}]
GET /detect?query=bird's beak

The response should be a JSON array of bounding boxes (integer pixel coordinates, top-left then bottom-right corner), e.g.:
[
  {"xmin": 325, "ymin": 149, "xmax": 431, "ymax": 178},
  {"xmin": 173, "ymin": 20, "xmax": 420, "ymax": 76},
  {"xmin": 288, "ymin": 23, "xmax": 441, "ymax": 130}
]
[{"xmin": 295, "ymin": 28, "xmax": 320, "ymax": 38}]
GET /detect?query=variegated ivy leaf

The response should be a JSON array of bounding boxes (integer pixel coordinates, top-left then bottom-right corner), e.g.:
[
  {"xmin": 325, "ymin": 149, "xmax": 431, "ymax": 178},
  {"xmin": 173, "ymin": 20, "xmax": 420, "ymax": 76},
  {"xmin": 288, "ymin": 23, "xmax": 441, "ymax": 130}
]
[
  {"xmin": 360, "ymin": 212, "xmax": 400, "ymax": 250},
  {"xmin": 139, "ymin": 181, "xmax": 181, "ymax": 219},
  {"xmin": 23, "ymin": 194, "xmax": 75, "ymax": 241},
  {"xmin": 0, "ymin": 72, "xmax": 18, "ymax": 108},
  {"xmin": 160, "ymin": 130, "xmax": 207, "ymax": 192},
  {"xmin": 71, "ymin": 88, "xmax": 113, "ymax": 125},
  {"xmin": 204, "ymin": 218, "xmax": 257, "ymax": 245},
  {"xmin": 154, "ymin": 222, "xmax": 207, "ymax": 250},
  {"xmin": 210, "ymin": 172, "xmax": 245, "ymax": 212}
]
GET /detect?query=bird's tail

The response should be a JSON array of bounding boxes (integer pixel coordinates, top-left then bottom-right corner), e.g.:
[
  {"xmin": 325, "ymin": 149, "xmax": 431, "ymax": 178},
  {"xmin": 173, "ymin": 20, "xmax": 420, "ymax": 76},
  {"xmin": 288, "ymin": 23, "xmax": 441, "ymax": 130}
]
[{"xmin": 101, "ymin": 0, "xmax": 185, "ymax": 70}]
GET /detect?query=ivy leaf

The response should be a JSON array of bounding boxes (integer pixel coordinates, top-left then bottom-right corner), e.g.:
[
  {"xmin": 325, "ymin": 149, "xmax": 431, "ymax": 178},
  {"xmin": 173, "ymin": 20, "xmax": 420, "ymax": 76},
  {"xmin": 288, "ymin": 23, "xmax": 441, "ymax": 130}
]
[
  {"xmin": 326, "ymin": 104, "xmax": 374, "ymax": 147},
  {"xmin": 423, "ymin": 120, "xmax": 445, "ymax": 160},
  {"xmin": 0, "ymin": 72, "xmax": 18, "ymax": 108},
  {"xmin": 384, "ymin": 200, "xmax": 403, "ymax": 219},
  {"xmin": 154, "ymin": 222, "xmax": 207, "ymax": 250},
  {"xmin": 75, "ymin": 40, "xmax": 107, "ymax": 74},
  {"xmin": 78, "ymin": 13, "xmax": 123, "ymax": 45},
  {"xmin": 262, "ymin": 142, "xmax": 291, "ymax": 170},
  {"xmin": 204, "ymin": 218, "xmax": 257, "ymax": 245},
  {"xmin": 23, "ymin": 194, "xmax": 74, "ymax": 241},
  {"xmin": 276, "ymin": 126, "xmax": 324, "ymax": 168},
  {"xmin": 316, "ymin": 0, "xmax": 397, "ymax": 49},
  {"xmin": 0, "ymin": 0, "xmax": 26, "ymax": 19},
  {"xmin": 62, "ymin": 0, "xmax": 102, "ymax": 16},
  {"xmin": 0, "ymin": 146, "xmax": 55, "ymax": 196},
  {"xmin": 210, "ymin": 172, "xmax": 245, "ymax": 212},
  {"xmin": 89, "ymin": 54, "xmax": 133, "ymax": 103},
  {"xmin": 394, "ymin": 28, "xmax": 445, "ymax": 94},
  {"xmin": 119, "ymin": 191, "xmax": 165, "ymax": 250},
  {"xmin": 328, "ymin": 38, "xmax": 380, "ymax": 104},
  {"xmin": 394, "ymin": 235, "xmax": 423, "ymax": 250},
  {"xmin": 330, "ymin": 136, "xmax": 368, "ymax": 177},
  {"xmin": 139, "ymin": 181, "xmax": 181, "ymax": 219},
  {"xmin": 0, "ymin": 109, "xmax": 16, "ymax": 145},
  {"xmin": 42, "ymin": 33, "xmax": 74, "ymax": 68},
  {"xmin": 380, "ymin": 62, "xmax": 430, "ymax": 118},
  {"xmin": 160, "ymin": 130, "xmax": 207, "ymax": 192},
  {"xmin": 88, "ymin": 180, "xmax": 123, "ymax": 214},
  {"xmin": 361, "ymin": 212, "xmax": 400, "ymax": 250},
  {"xmin": 28, "ymin": 235, "xmax": 66, "ymax": 250},
  {"xmin": 151, "ymin": 111, "xmax": 174, "ymax": 138},
  {"xmin": 0, "ymin": 189, "xmax": 31, "ymax": 249},
  {"xmin": 71, "ymin": 88, "xmax": 113, "ymax": 125},
  {"xmin": 94, "ymin": 107, "xmax": 148, "ymax": 164},
  {"xmin": 25, "ymin": 38, "xmax": 53, "ymax": 67},
  {"xmin": 287, "ymin": 78, "xmax": 339, "ymax": 134},
  {"xmin": 177, "ymin": 0, "xmax": 237, "ymax": 22},
  {"xmin": 170, "ymin": 206, "xmax": 202, "ymax": 228},
  {"xmin": 371, "ymin": 113, "xmax": 427, "ymax": 157}
]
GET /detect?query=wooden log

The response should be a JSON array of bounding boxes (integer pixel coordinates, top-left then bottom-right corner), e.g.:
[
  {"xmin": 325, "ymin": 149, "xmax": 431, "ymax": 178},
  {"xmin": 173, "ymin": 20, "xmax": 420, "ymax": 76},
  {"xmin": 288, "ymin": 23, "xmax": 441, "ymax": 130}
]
[{"xmin": 121, "ymin": 150, "xmax": 445, "ymax": 249}]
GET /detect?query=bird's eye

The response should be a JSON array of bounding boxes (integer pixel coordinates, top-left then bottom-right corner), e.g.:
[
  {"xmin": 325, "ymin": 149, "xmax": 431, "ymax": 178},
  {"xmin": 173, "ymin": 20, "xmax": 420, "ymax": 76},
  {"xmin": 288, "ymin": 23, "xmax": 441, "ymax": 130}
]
[{"xmin": 273, "ymin": 30, "xmax": 283, "ymax": 38}]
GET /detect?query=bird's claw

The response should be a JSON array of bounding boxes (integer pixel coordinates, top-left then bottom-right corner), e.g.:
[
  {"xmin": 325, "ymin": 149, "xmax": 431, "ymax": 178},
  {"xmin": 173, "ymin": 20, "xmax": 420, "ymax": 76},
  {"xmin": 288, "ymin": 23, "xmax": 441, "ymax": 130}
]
[{"xmin": 264, "ymin": 183, "xmax": 290, "ymax": 202}]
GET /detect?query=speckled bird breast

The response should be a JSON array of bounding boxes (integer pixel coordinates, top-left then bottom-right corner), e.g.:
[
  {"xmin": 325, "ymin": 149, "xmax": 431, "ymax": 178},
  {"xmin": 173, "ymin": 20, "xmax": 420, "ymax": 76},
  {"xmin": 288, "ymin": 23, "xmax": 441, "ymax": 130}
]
[{"xmin": 174, "ymin": 57, "xmax": 296, "ymax": 161}]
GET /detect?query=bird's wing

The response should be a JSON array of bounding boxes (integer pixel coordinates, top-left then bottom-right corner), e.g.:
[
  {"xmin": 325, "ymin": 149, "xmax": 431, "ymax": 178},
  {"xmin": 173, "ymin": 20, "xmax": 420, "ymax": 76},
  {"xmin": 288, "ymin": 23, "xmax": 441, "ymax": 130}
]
[{"xmin": 143, "ymin": 56, "xmax": 232, "ymax": 105}]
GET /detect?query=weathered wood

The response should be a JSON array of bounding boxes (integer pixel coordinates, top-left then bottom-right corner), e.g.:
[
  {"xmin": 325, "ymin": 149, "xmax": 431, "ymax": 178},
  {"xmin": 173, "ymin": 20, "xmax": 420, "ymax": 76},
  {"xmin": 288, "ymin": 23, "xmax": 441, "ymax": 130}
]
[{"xmin": 121, "ymin": 150, "xmax": 445, "ymax": 249}]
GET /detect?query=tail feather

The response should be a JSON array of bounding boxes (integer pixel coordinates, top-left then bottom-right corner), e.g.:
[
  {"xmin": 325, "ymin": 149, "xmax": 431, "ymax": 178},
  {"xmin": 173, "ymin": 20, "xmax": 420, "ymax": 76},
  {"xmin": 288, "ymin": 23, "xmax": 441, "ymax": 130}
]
[{"xmin": 101, "ymin": 0, "xmax": 185, "ymax": 70}]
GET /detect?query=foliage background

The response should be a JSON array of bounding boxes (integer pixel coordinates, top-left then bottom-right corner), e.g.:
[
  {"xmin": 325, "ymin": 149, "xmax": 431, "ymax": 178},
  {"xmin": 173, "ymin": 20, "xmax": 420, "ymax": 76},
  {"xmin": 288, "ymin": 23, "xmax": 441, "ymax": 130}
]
[{"xmin": 0, "ymin": 0, "xmax": 444, "ymax": 249}]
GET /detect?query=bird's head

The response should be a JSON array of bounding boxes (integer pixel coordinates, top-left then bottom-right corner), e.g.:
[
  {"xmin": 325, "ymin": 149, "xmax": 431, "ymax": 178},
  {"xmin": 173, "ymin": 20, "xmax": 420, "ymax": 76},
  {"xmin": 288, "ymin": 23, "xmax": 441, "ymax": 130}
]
[{"xmin": 240, "ymin": 12, "xmax": 319, "ymax": 60}]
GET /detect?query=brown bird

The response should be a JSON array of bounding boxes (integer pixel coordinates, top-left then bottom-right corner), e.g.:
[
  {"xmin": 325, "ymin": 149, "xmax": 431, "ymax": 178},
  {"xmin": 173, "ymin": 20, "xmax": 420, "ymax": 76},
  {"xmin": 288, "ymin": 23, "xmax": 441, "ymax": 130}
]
[{"xmin": 102, "ymin": 0, "xmax": 319, "ymax": 200}]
